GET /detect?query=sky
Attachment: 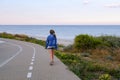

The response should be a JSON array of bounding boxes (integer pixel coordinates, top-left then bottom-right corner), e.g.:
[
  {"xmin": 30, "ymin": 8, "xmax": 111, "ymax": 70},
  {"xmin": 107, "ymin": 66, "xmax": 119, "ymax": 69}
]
[{"xmin": 0, "ymin": 0, "xmax": 120, "ymax": 25}]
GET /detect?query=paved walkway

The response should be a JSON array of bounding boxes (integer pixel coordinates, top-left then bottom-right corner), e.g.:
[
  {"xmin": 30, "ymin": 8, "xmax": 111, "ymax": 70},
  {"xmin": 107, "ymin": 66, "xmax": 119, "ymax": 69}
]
[{"xmin": 0, "ymin": 38, "xmax": 81, "ymax": 80}]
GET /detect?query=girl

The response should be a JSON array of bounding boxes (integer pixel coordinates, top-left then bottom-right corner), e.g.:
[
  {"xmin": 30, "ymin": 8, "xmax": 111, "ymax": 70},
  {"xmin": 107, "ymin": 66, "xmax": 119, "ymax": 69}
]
[{"xmin": 46, "ymin": 29, "xmax": 57, "ymax": 65}]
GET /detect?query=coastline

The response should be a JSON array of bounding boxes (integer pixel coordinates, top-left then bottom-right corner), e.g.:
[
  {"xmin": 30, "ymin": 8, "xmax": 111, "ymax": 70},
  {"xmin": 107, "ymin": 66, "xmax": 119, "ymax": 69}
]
[
  {"xmin": 0, "ymin": 32, "xmax": 74, "ymax": 46},
  {"xmin": 31, "ymin": 36, "xmax": 74, "ymax": 46}
]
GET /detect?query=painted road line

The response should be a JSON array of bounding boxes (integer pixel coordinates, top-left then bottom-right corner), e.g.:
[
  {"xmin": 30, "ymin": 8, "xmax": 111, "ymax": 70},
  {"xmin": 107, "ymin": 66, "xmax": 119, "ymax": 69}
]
[
  {"xmin": 30, "ymin": 62, "xmax": 34, "ymax": 65},
  {"xmin": 32, "ymin": 56, "xmax": 35, "ymax": 59},
  {"xmin": 27, "ymin": 72, "xmax": 32, "ymax": 78},
  {"xmin": 25, "ymin": 44, "xmax": 36, "ymax": 80},
  {"xmin": 31, "ymin": 58, "xmax": 35, "ymax": 62},
  {"xmin": 0, "ymin": 40, "xmax": 5, "ymax": 43},
  {"xmin": 0, "ymin": 42, "xmax": 22, "ymax": 68},
  {"xmin": 29, "ymin": 66, "xmax": 33, "ymax": 71},
  {"xmin": 33, "ymin": 53, "xmax": 35, "ymax": 58}
]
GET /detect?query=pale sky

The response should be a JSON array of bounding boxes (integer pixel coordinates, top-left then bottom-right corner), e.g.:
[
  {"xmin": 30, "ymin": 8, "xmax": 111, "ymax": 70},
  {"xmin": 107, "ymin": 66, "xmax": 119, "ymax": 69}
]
[{"xmin": 0, "ymin": 0, "xmax": 120, "ymax": 25}]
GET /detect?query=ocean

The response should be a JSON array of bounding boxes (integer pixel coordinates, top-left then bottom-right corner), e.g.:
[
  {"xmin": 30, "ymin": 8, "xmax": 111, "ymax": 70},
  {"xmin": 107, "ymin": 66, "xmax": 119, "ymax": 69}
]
[{"xmin": 0, "ymin": 25, "xmax": 120, "ymax": 40}]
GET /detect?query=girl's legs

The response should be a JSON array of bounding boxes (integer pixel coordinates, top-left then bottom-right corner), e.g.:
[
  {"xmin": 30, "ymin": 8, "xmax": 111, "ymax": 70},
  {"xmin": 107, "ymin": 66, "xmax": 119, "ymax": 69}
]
[{"xmin": 49, "ymin": 49, "xmax": 54, "ymax": 64}]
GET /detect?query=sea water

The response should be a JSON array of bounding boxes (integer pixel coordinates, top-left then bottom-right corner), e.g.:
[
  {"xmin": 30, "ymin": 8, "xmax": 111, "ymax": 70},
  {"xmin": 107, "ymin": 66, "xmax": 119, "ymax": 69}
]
[{"xmin": 0, "ymin": 25, "xmax": 120, "ymax": 40}]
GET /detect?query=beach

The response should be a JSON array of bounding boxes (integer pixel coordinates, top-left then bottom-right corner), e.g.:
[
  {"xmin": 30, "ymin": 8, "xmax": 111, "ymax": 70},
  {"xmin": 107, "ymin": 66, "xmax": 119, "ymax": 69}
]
[{"xmin": 33, "ymin": 36, "xmax": 74, "ymax": 46}]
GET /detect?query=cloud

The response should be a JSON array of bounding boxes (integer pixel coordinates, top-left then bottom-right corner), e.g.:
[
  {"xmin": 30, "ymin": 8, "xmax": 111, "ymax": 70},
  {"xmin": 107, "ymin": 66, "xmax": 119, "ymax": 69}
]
[
  {"xmin": 105, "ymin": 3, "xmax": 120, "ymax": 8},
  {"xmin": 83, "ymin": 0, "xmax": 89, "ymax": 5}
]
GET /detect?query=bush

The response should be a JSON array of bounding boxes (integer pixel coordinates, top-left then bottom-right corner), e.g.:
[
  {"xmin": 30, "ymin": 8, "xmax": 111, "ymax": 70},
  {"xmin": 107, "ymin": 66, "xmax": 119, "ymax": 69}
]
[
  {"xmin": 0, "ymin": 32, "xmax": 15, "ymax": 39},
  {"xmin": 97, "ymin": 35, "xmax": 120, "ymax": 48},
  {"xmin": 99, "ymin": 74, "xmax": 111, "ymax": 80},
  {"xmin": 0, "ymin": 32, "xmax": 45, "ymax": 46},
  {"xmin": 74, "ymin": 34, "xmax": 102, "ymax": 52}
]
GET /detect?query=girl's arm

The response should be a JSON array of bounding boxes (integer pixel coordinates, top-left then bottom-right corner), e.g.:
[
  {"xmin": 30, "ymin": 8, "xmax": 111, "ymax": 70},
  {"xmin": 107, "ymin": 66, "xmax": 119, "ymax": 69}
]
[{"xmin": 45, "ymin": 37, "xmax": 49, "ymax": 49}]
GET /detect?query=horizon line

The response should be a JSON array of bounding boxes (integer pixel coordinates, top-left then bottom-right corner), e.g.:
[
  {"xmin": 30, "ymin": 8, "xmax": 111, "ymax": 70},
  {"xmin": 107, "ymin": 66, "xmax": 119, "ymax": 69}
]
[{"xmin": 0, "ymin": 24, "xmax": 120, "ymax": 26}]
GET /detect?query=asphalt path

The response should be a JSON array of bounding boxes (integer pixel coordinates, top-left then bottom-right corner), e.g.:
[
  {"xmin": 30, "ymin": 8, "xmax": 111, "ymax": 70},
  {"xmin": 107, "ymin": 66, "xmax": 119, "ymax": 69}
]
[{"xmin": 0, "ymin": 38, "xmax": 81, "ymax": 80}]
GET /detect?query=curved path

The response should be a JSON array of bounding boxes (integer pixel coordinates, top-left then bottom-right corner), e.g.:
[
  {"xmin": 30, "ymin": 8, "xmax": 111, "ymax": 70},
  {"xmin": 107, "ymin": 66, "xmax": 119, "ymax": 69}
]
[{"xmin": 0, "ymin": 38, "xmax": 81, "ymax": 80}]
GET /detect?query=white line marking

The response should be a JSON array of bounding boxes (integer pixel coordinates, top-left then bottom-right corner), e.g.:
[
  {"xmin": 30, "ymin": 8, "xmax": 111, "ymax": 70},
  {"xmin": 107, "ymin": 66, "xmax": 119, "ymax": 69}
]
[
  {"xmin": 25, "ymin": 44, "xmax": 36, "ymax": 61},
  {"xmin": 0, "ymin": 40, "xmax": 5, "ymax": 43},
  {"xmin": 32, "ymin": 59, "xmax": 35, "ymax": 62},
  {"xmin": 25, "ymin": 44, "xmax": 36, "ymax": 79},
  {"xmin": 27, "ymin": 72, "xmax": 32, "ymax": 78},
  {"xmin": 30, "ymin": 62, "xmax": 34, "ymax": 65},
  {"xmin": 0, "ymin": 42, "xmax": 22, "ymax": 68},
  {"xmin": 29, "ymin": 66, "xmax": 33, "ymax": 70},
  {"xmin": 32, "ymin": 56, "xmax": 35, "ymax": 59},
  {"xmin": 33, "ymin": 53, "xmax": 35, "ymax": 58}
]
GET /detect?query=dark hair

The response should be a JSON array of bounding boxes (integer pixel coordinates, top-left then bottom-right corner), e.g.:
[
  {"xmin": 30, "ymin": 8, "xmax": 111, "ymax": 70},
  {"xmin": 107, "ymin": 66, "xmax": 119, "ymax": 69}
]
[
  {"xmin": 50, "ymin": 29, "xmax": 56, "ymax": 38},
  {"xmin": 50, "ymin": 29, "xmax": 55, "ymax": 34}
]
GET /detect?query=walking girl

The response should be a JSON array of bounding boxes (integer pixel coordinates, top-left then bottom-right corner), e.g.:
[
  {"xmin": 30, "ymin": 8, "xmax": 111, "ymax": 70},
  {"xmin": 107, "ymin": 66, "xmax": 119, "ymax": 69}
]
[{"xmin": 45, "ymin": 29, "xmax": 57, "ymax": 65}]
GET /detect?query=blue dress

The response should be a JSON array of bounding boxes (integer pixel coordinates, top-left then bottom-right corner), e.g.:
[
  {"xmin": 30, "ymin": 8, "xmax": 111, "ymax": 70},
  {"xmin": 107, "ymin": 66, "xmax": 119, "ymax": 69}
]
[{"xmin": 45, "ymin": 34, "xmax": 57, "ymax": 49}]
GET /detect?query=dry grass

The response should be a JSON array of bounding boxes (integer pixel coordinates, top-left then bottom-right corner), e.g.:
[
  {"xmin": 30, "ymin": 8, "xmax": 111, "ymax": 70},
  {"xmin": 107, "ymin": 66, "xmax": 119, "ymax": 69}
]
[
  {"xmin": 114, "ymin": 48, "xmax": 120, "ymax": 61},
  {"xmin": 14, "ymin": 34, "xmax": 29, "ymax": 38},
  {"xmin": 83, "ymin": 48, "xmax": 120, "ymax": 69},
  {"xmin": 90, "ymin": 48, "xmax": 110, "ymax": 59}
]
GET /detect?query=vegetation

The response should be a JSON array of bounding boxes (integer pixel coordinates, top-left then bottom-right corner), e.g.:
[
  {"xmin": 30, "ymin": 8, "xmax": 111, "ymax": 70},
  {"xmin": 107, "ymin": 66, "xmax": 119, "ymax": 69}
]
[
  {"xmin": 0, "ymin": 32, "xmax": 120, "ymax": 80},
  {"xmin": 99, "ymin": 74, "xmax": 111, "ymax": 80},
  {"xmin": 55, "ymin": 51, "xmax": 120, "ymax": 80},
  {"xmin": 74, "ymin": 34, "xmax": 102, "ymax": 52},
  {"xmin": 57, "ymin": 34, "xmax": 120, "ymax": 80},
  {"xmin": 0, "ymin": 32, "xmax": 45, "ymax": 46}
]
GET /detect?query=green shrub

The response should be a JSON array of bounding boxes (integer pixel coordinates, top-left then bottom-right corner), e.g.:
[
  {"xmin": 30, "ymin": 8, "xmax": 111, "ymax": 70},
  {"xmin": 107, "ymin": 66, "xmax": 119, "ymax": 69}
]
[
  {"xmin": 99, "ymin": 74, "xmax": 111, "ymax": 80},
  {"xmin": 0, "ymin": 32, "xmax": 15, "ymax": 39},
  {"xmin": 106, "ymin": 68, "xmax": 120, "ymax": 78},
  {"xmin": 74, "ymin": 34, "xmax": 102, "ymax": 52},
  {"xmin": 88, "ymin": 63, "xmax": 106, "ymax": 72},
  {"xmin": 0, "ymin": 32, "xmax": 45, "ymax": 46},
  {"xmin": 97, "ymin": 35, "xmax": 120, "ymax": 48}
]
